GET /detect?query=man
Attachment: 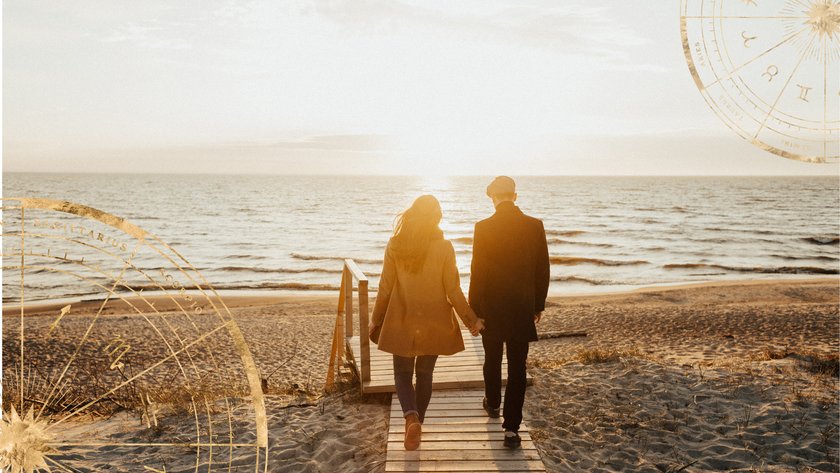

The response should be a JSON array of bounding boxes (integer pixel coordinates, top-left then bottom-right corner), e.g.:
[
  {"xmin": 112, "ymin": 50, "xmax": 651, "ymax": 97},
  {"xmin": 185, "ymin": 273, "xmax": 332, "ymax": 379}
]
[{"xmin": 469, "ymin": 176, "xmax": 550, "ymax": 449}]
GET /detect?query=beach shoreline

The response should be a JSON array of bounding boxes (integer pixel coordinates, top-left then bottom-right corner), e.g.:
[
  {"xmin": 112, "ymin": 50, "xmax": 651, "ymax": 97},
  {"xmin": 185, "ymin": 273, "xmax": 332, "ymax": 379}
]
[{"xmin": 5, "ymin": 276, "xmax": 838, "ymax": 317}]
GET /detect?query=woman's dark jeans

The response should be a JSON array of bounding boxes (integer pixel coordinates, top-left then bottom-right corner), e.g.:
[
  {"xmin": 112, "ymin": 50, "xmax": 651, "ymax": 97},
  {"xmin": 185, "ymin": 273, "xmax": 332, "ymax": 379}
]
[{"xmin": 393, "ymin": 355, "xmax": 438, "ymax": 422}]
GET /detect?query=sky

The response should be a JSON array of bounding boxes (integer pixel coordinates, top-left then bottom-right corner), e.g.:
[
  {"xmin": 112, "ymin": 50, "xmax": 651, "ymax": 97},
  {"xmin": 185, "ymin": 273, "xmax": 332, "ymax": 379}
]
[{"xmin": 3, "ymin": 0, "xmax": 839, "ymax": 175}]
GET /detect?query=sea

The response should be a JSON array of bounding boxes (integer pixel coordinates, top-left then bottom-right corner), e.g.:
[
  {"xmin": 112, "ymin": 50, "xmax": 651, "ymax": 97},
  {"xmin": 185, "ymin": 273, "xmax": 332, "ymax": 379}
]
[{"xmin": 2, "ymin": 173, "xmax": 839, "ymax": 302}]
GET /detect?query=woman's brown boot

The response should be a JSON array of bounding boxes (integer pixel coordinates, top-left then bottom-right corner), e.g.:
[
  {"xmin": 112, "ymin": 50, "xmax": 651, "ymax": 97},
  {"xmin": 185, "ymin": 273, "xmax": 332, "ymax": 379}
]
[{"xmin": 404, "ymin": 413, "xmax": 422, "ymax": 450}]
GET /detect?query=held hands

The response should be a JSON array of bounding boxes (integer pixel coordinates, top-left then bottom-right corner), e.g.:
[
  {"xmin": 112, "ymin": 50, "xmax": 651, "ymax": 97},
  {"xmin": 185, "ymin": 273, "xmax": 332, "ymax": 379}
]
[
  {"xmin": 534, "ymin": 311, "xmax": 543, "ymax": 323},
  {"xmin": 470, "ymin": 318, "xmax": 485, "ymax": 337}
]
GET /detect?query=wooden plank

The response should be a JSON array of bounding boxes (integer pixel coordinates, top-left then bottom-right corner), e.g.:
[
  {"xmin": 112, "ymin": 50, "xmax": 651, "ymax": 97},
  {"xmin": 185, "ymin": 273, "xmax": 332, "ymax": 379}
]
[
  {"xmin": 424, "ymin": 398, "xmax": 488, "ymax": 405},
  {"xmin": 387, "ymin": 449, "xmax": 542, "ymax": 462},
  {"xmin": 349, "ymin": 344, "xmax": 484, "ymax": 357},
  {"xmin": 365, "ymin": 363, "xmax": 496, "ymax": 373},
  {"xmin": 425, "ymin": 390, "xmax": 485, "ymax": 398},
  {"xmin": 385, "ymin": 460, "xmax": 546, "ymax": 472},
  {"xmin": 324, "ymin": 273, "xmax": 345, "ymax": 390},
  {"xmin": 358, "ymin": 377, "xmax": 530, "ymax": 394},
  {"xmin": 391, "ymin": 416, "xmax": 503, "ymax": 426},
  {"xmin": 387, "ymin": 432, "xmax": 522, "ymax": 442},
  {"xmin": 369, "ymin": 372, "xmax": 485, "ymax": 382},
  {"xmin": 335, "ymin": 270, "xmax": 346, "ymax": 378},
  {"xmin": 391, "ymin": 407, "xmax": 489, "ymax": 416},
  {"xmin": 369, "ymin": 370, "xmax": 505, "ymax": 382},
  {"xmin": 368, "ymin": 363, "xmax": 496, "ymax": 373},
  {"xmin": 391, "ymin": 380, "xmax": 484, "ymax": 391},
  {"xmin": 359, "ymin": 378, "xmax": 535, "ymax": 394},
  {"xmin": 377, "ymin": 377, "xmax": 528, "ymax": 388},
  {"xmin": 389, "ymin": 424, "xmax": 530, "ymax": 434},
  {"xmin": 367, "ymin": 359, "xmax": 489, "ymax": 369},
  {"xmin": 358, "ymin": 279, "xmax": 371, "ymax": 383},
  {"xmin": 344, "ymin": 258, "xmax": 368, "ymax": 282},
  {"xmin": 386, "ymin": 468, "xmax": 544, "ymax": 473},
  {"xmin": 351, "ymin": 355, "xmax": 486, "ymax": 366},
  {"xmin": 344, "ymin": 266, "xmax": 353, "ymax": 337},
  {"xmin": 368, "ymin": 374, "xmax": 490, "ymax": 384},
  {"xmin": 367, "ymin": 356, "xmax": 487, "ymax": 367},
  {"xmin": 426, "ymin": 397, "xmax": 490, "ymax": 403},
  {"xmin": 392, "ymin": 403, "xmax": 490, "ymax": 412},
  {"xmin": 386, "ymin": 440, "xmax": 537, "ymax": 450},
  {"xmin": 368, "ymin": 364, "xmax": 493, "ymax": 375}
]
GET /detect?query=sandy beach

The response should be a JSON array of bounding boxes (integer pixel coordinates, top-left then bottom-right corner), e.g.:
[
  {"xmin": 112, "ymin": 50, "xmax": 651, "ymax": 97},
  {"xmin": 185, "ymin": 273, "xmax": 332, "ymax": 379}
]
[{"xmin": 3, "ymin": 278, "xmax": 838, "ymax": 472}]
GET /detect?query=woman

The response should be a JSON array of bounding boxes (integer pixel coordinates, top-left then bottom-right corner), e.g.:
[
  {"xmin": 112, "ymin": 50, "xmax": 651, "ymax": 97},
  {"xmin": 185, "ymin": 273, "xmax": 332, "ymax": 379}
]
[{"xmin": 370, "ymin": 194, "xmax": 483, "ymax": 451}]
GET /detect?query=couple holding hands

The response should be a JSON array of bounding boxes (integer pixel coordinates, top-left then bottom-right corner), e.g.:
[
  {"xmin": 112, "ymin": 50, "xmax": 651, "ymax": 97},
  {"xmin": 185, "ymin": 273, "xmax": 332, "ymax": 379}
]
[{"xmin": 369, "ymin": 176, "xmax": 550, "ymax": 451}]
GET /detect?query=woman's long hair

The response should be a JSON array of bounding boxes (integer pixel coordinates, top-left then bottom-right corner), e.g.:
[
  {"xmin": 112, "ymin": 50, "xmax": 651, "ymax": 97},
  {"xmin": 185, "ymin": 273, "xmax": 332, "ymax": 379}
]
[{"xmin": 390, "ymin": 195, "xmax": 444, "ymax": 273}]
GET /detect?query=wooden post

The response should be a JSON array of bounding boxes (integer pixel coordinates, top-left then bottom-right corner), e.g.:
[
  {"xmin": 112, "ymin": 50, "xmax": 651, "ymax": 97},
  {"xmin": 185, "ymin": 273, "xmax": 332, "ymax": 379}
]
[
  {"xmin": 325, "ymin": 272, "xmax": 346, "ymax": 390},
  {"xmin": 337, "ymin": 267, "xmax": 347, "ymax": 369},
  {"xmin": 328, "ymin": 259, "xmax": 371, "ymax": 393},
  {"xmin": 358, "ymin": 279, "xmax": 371, "ymax": 384},
  {"xmin": 344, "ymin": 263, "xmax": 354, "ymax": 338}
]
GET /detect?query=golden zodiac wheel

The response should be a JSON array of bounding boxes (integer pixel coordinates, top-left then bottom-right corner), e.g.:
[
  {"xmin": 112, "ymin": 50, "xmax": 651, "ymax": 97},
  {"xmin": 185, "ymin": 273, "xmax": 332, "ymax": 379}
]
[
  {"xmin": 1, "ymin": 198, "xmax": 268, "ymax": 473},
  {"xmin": 681, "ymin": 0, "xmax": 839, "ymax": 162}
]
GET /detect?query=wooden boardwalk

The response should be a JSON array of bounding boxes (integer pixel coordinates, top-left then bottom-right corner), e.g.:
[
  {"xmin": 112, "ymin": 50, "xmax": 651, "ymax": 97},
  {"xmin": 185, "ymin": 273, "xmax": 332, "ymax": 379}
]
[
  {"xmin": 347, "ymin": 330, "xmax": 527, "ymax": 394},
  {"xmin": 347, "ymin": 330, "xmax": 545, "ymax": 472},
  {"xmin": 330, "ymin": 261, "xmax": 546, "ymax": 472},
  {"xmin": 386, "ymin": 390, "xmax": 546, "ymax": 472}
]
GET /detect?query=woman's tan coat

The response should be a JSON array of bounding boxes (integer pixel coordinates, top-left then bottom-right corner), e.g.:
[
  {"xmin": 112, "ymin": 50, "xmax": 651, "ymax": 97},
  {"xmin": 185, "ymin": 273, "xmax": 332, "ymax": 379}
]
[{"xmin": 371, "ymin": 238, "xmax": 478, "ymax": 357}]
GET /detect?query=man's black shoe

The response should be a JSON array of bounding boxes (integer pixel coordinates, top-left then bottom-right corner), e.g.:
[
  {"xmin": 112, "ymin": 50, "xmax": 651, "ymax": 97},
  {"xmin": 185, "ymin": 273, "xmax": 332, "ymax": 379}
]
[
  {"xmin": 503, "ymin": 431, "xmax": 522, "ymax": 449},
  {"xmin": 482, "ymin": 397, "xmax": 500, "ymax": 418}
]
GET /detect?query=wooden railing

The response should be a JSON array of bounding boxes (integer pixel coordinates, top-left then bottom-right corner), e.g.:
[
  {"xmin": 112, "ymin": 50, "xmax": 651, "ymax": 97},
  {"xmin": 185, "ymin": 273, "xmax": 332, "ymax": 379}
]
[{"xmin": 325, "ymin": 259, "xmax": 370, "ymax": 391}]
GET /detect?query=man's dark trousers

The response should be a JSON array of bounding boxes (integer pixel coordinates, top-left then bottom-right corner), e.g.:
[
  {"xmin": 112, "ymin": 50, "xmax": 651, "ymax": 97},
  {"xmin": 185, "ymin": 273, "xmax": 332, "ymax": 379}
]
[{"xmin": 482, "ymin": 336, "xmax": 529, "ymax": 432}]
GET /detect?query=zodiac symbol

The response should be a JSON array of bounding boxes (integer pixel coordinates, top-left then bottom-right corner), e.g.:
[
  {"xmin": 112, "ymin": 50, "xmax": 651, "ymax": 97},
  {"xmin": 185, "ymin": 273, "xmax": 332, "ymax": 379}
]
[
  {"xmin": 762, "ymin": 65, "xmax": 779, "ymax": 81},
  {"xmin": 797, "ymin": 84, "xmax": 812, "ymax": 102},
  {"xmin": 741, "ymin": 31, "xmax": 758, "ymax": 47}
]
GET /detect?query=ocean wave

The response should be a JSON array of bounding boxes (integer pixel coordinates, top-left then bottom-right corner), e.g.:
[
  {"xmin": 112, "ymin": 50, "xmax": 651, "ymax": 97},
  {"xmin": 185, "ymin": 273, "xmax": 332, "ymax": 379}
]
[
  {"xmin": 290, "ymin": 253, "xmax": 383, "ymax": 265},
  {"xmin": 451, "ymin": 236, "xmax": 473, "ymax": 244},
  {"xmin": 225, "ymin": 254, "xmax": 268, "ymax": 260},
  {"xmin": 547, "ymin": 238, "xmax": 614, "ymax": 248},
  {"xmin": 216, "ymin": 266, "xmax": 342, "ymax": 274},
  {"xmin": 550, "ymin": 256, "xmax": 648, "ymax": 266},
  {"xmin": 663, "ymin": 263, "xmax": 838, "ymax": 275},
  {"xmin": 551, "ymin": 275, "xmax": 619, "ymax": 285},
  {"xmin": 687, "ymin": 237, "xmax": 736, "ymax": 244},
  {"xmin": 545, "ymin": 230, "xmax": 586, "ymax": 237},
  {"xmin": 769, "ymin": 254, "xmax": 839, "ymax": 262},
  {"xmin": 802, "ymin": 236, "xmax": 839, "ymax": 246},
  {"xmin": 3, "ymin": 289, "xmax": 101, "ymax": 303},
  {"xmin": 703, "ymin": 227, "xmax": 777, "ymax": 235},
  {"xmin": 125, "ymin": 281, "xmax": 341, "ymax": 292}
]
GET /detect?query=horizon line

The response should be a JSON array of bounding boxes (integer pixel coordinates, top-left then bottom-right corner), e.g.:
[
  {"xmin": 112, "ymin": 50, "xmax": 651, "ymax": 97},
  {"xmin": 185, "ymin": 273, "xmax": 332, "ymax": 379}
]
[{"xmin": 2, "ymin": 171, "xmax": 838, "ymax": 178}]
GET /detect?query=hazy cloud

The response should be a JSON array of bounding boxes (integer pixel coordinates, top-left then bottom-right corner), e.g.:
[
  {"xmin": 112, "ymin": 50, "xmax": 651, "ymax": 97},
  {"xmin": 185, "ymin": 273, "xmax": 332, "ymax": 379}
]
[
  {"xmin": 310, "ymin": 0, "xmax": 650, "ymax": 57},
  {"xmin": 101, "ymin": 23, "xmax": 194, "ymax": 50},
  {"xmin": 259, "ymin": 134, "xmax": 393, "ymax": 152}
]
